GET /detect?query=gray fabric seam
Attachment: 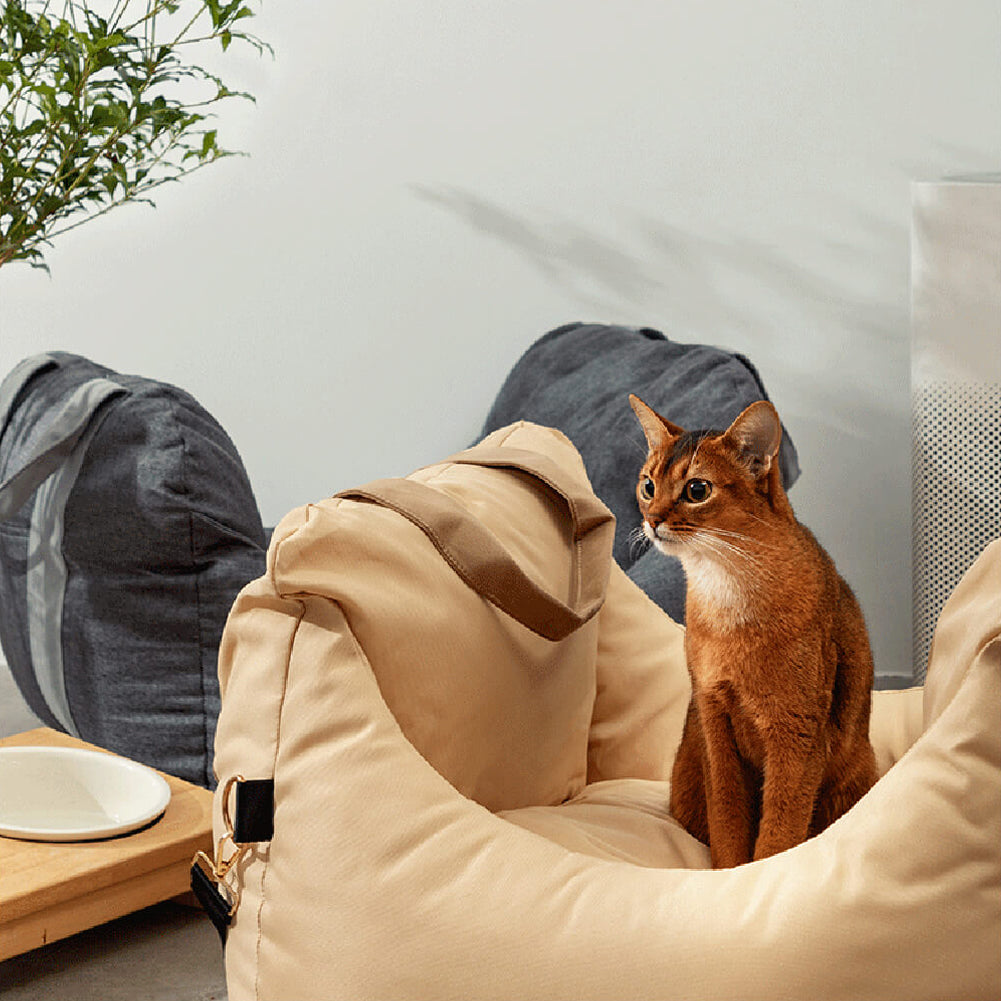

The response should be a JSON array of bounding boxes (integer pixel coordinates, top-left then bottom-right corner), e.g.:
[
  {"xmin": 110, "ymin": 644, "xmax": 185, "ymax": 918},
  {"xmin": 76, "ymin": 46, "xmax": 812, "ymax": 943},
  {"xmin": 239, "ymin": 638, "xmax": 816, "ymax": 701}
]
[
  {"xmin": 26, "ymin": 378, "xmax": 125, "ymax": 734},
  {"xmin": 176, "ymin": 410, "xmax": 213, "ymax": 787}
]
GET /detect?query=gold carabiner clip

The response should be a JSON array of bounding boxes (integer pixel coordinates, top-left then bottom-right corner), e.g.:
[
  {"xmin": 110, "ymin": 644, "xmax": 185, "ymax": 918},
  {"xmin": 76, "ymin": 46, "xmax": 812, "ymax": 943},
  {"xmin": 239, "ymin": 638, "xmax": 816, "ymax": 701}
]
[{"xmin": 193, "ymin": 774, "xmax": 248, "ymax": 916}]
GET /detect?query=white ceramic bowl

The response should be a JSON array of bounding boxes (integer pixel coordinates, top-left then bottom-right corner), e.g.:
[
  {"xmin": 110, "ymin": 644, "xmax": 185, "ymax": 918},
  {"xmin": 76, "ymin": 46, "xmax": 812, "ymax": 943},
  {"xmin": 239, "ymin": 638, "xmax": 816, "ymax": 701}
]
[{"xmin": 0, "ymin": 746, "xmax": 171, "ymax": 842}]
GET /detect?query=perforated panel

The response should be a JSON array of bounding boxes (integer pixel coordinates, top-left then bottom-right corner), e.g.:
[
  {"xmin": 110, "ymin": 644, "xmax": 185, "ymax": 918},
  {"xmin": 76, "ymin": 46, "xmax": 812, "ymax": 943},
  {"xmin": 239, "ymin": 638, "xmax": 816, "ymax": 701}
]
[{"xmin": 912, "ymin": 380, "xmax": 1001, "ymax": 680}]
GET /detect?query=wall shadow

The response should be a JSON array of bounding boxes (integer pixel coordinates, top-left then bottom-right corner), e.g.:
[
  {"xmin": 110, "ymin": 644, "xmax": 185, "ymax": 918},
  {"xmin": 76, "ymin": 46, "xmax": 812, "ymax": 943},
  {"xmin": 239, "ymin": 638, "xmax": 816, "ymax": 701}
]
[{"xmin": 414, "ymin": 182, "xmax": 911, "ymax": 433}]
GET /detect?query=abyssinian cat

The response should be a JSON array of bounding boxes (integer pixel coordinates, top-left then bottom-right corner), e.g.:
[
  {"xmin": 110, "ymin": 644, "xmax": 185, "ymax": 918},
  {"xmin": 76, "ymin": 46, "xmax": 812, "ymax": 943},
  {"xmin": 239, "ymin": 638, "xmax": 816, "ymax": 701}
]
[{"xmin": 629, "ymin": 394, "xmax": 878, "ymax": 868}]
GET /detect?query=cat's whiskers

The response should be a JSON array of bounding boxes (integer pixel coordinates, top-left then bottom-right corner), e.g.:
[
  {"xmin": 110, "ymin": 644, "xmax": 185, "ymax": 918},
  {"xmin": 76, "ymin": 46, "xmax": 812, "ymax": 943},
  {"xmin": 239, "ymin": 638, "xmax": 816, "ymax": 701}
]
[
  {"xmin": 628, "ymin": 524, "xmax": 652, "ymax": 559},
  {"xmin": 695, "ymin": 541, "xmax": 774, "ymax": 581},
  {"xmin": 742, "ymin": 511, "xmax": 770, "ymax": 527},
  {"xmin": 692, "ymin": 529, "xmax": 760, "ymax": 563},
  {"xmin": 697, "ymin": 524, "xmax": 778, "ymax": 551},
  {"xmin": 692, "ymin": 531, "xmax": 777, "ymax": 587},
  {"xmin": 693, "ymin": 534, "xmax": 753, "ymax": 572}
]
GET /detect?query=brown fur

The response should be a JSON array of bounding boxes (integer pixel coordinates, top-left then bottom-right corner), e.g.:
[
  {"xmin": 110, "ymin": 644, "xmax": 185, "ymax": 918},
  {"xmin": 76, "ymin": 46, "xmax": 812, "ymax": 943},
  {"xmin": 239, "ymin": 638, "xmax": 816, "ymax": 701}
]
[{"xmin": 629, "ymin": 394, "xmax": 878, "ymax": 868}]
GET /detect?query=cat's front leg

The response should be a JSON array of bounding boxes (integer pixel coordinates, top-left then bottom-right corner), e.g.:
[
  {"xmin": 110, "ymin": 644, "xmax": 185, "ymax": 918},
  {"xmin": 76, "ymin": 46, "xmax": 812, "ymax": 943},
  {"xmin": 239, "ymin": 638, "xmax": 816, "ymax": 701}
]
[
  {"xmin": 670, "ymin": 702, "xmax": 710, "ymax": 845},
  {"xmin": 754, "ymin": 715, "xmax": 826, "ymax": 861},
  {"xmin": 698, "ymin": 694, "xmax": 755, "ymax": 868}
]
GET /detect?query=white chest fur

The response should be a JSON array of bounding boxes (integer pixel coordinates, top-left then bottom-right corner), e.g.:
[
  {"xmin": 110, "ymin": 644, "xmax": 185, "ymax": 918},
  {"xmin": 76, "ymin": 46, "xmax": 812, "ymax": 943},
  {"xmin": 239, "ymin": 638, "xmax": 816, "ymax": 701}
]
[{"xmin": 681, "ymin": 553, "xmax": 751, "ymax": 627}]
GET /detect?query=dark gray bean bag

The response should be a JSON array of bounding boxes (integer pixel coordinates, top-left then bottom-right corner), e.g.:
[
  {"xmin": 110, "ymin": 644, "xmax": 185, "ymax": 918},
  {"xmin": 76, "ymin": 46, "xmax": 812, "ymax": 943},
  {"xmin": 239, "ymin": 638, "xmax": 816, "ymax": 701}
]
[
  {"xmin": 480, "ymin": 323, "xmax": 800, "ymax": 624},
  {"xmin": 0, "ymin": 352, "xmax": 267, "ymax": 787}
]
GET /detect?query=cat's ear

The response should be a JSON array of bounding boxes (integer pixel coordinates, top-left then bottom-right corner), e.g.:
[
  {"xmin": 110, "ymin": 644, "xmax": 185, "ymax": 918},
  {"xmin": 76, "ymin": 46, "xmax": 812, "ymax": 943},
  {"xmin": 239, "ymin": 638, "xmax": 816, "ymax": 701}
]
[
  {"xmin": 721, "ymin": 401, "xmax": 782, "ymax": 479},
  {"xmin": 629, "ymin": 394, "xmax": 683, "ymax": 452}
]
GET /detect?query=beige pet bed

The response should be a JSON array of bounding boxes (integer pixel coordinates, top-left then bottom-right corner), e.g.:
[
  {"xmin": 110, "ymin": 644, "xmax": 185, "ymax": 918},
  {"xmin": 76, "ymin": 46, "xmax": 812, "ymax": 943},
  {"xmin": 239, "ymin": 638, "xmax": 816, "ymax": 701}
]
[{"xmin": 210, "ymin": 423, "xmax": 1000, "ymax": 1001}]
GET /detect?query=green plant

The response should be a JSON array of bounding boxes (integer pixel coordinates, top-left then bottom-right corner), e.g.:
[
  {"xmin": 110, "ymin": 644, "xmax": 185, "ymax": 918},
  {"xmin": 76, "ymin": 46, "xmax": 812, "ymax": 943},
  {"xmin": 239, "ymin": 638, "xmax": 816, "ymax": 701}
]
[{"xmin": 0, "ymin": 0, "xmax": 268, "ymax": 271}]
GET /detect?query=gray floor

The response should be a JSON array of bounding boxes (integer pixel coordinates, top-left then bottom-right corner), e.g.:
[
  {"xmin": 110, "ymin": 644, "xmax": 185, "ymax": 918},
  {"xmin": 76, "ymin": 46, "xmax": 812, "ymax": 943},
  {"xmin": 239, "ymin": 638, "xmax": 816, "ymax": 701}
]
[
  {"xmin": 0, "ymin": 661, "xmax": 227, "ymax": 1000},
  {"xmin": 0, "ymin": 901, "xmax": 226, "ymax": 1001}
]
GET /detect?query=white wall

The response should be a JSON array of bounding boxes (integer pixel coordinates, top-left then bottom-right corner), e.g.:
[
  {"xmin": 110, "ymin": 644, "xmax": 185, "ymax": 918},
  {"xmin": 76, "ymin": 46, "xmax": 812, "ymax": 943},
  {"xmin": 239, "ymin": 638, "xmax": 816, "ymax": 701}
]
[{"xmin": 2, "ymin": 1, "xmax": 999, "ymax": 680}]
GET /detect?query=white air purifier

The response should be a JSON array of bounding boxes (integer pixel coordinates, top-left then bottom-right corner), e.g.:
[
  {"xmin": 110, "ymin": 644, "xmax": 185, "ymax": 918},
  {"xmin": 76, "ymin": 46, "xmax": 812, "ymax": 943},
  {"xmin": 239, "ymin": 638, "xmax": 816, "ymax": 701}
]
[{"xmin": 911, "ymin": 175, "xmax": 1001, "ymax": 681}]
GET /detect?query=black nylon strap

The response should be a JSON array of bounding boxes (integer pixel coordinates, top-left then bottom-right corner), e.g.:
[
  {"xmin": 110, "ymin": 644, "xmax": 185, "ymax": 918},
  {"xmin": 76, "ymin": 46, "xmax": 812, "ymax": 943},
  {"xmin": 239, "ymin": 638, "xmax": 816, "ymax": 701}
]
[
  {"xmin": 233, "ymin": 778, "xmax": 274, "ymax": 844},
  {"xmin": 190, "ymin": 860, "xmax": 231, "ymax": 944}
]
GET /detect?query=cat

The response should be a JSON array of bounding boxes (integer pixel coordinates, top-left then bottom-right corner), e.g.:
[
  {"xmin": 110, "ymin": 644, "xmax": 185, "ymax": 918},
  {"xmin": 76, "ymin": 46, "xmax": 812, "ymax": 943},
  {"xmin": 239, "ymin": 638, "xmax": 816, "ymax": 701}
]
[{"xmin": 629, "ymin": 394, "xmax": 878, "ymax": 868}]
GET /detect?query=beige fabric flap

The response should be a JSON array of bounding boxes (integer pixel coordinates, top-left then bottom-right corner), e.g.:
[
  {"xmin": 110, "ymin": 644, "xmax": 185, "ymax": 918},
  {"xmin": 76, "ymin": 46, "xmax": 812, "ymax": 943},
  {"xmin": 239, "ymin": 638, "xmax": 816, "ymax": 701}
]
[
  {"xmin": 870, "ymin": 686, "xmax": 924, "ymax": 775},
  {"xmin": 588, "ymin": 560, "xmax": 690, "ymax": 784},
  {"xmin": 924, "ymin": 538, "xmax": 1000, "ymax": 728}
]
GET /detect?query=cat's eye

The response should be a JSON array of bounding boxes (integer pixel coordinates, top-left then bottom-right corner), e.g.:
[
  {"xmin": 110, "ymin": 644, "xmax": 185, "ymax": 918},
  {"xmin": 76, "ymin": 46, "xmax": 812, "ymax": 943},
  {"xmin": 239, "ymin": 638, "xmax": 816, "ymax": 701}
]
[
  {"xmin": 682, "ymin": 479, "xmax": 712, "ymax": 503},
  {"xmin": 639, "ymin": 476, "xmax": 656, "ymax": 501}
]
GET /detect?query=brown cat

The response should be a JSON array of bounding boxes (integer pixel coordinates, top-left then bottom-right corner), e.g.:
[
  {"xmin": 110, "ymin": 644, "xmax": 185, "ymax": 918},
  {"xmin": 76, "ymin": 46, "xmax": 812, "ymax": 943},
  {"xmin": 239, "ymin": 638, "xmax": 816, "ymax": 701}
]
[{"xmin": 629, "ymin": 394, "xmax": 878, "ymax": 868}]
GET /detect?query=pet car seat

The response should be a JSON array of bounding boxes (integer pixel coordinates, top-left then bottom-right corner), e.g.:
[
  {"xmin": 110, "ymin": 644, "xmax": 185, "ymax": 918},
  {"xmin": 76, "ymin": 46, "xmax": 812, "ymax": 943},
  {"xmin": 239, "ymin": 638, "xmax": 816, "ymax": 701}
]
[{"xmin": 203, "ymin": 421, "xmax": 999, "ymax": 1001}]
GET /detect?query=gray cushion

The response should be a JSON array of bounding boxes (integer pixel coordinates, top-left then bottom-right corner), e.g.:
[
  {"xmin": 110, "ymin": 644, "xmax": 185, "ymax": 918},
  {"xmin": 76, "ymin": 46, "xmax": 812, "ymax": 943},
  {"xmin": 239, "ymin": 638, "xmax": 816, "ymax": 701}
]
[
  {"xmin": 0, "ymin": 353, "xmax": 266, "ymax": 786},
  {"xmin": 480, "ymin": 323, "xmax": 800, "ymax": 623}
]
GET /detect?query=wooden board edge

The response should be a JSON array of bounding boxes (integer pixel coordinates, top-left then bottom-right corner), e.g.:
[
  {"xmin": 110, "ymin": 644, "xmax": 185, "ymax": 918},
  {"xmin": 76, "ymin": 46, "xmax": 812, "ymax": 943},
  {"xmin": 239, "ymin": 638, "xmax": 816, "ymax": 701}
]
[{"xmin": 0, "ymin": 857, "xmax": 199, "ymax": 961}]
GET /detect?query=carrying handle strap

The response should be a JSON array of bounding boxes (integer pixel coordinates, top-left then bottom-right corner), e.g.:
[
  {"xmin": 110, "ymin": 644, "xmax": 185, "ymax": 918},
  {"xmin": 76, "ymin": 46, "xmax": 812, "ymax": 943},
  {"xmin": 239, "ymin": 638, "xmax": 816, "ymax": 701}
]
[
  {"xmin": 0, "ymin": 360, "xmax": 126, "ymax": 522},
  {"xmin": 335, "ymin": 446, "xmax": 615, "ymax": 642},
  {"xmin": 0, "ymin": 354, "xmax": 58, "ymax": 434}
]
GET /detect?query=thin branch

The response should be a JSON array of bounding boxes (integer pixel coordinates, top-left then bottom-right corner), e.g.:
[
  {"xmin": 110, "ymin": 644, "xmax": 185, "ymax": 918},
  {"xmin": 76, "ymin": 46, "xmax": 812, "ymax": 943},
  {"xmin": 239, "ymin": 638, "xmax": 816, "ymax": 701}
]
[
  {"xmin": 5, "ymin": 36, "xmax": 99, "ymax": 214},
  {"xmin": 0, "ymin": 27, "xmax": 59, "ymax": 122},
  {"xmin": 18, "ymin": 145, "xmax": 227, "ymax": 254},
  {"xmin": 107, "ymin": 0, "xmax": 130, "ymax": 33},
  {"xmin": 0, "ymin": 0, "xmax": 265, "ymax": 270}
]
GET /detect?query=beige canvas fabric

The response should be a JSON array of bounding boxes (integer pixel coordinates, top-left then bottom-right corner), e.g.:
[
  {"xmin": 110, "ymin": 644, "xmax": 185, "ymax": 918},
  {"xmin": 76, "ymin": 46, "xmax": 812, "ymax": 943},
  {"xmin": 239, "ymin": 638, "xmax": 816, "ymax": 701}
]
[
  {"xmin": 259, "ymin": 423, "xmax": 615, "ymax": 813},
  {"xmin": 212, "ymin": 423, "xmax": 999, "ymax": 1001}
]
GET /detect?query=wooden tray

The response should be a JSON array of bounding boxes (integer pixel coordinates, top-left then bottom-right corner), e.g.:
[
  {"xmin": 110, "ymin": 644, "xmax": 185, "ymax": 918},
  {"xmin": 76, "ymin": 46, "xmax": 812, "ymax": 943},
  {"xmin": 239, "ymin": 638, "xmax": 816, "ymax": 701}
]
[{"xmin": 0, "ymin": 727, "xmax": 213, "ymax": 961}]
